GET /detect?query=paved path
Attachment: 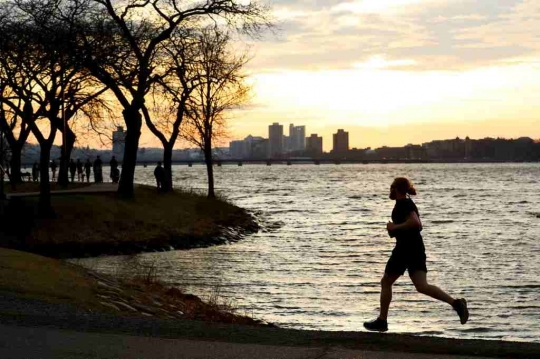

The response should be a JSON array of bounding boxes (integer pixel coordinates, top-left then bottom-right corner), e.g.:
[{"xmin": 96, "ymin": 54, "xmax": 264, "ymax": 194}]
[
  {"xmin": 1, "ymin": 291, "xmax": 536, "ymax": 359},
  {"xmin": 5, "ymin": 183, "xmax": 118, "ymax": 198},
  {"xmin": 0, "ymin": 324, "xmax": 495, "ymax": 359}
]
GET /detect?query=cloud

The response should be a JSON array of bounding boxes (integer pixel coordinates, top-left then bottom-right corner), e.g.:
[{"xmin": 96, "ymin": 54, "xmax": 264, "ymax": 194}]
[
  {"xmin": 248, "ymin": 0, "xmax": 540, "ymax": 72},
  {"xmin": 353, "ymin": 55, "xmax": 416, "ymax": 69}
]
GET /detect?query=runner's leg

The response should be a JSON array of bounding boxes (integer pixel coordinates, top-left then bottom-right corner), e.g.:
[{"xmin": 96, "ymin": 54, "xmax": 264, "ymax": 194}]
[
  {"xmin": 380, "ymin": 272, "xmax": 401, "ymax": 320},
  {"xmin": 409, "ymin": 270, "xmax": 454, "ymax": 305}
]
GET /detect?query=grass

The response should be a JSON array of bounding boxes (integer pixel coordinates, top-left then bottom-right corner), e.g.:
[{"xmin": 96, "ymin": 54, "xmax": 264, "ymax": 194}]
[
  {"xmin": 0, "ymin": 185, "xmax": 262, "ymax": 324},
  {"xmin": 0, "ymin": 248, "xmax": 265, "ymax": 325},
  {"xmin": 0, "ymin": 248, "xmax": 99, "ymax": 307},
  {"xmin": 108, "ymin": 255, "xmax": 259, "ymax": 324},
  {"xmin": 0, "ymin": 184, "xmax": 257, "ymax": 257}
]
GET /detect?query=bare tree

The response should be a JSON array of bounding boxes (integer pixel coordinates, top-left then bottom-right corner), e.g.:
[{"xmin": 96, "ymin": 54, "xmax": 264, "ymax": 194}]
[
  {"xmin": 65, "ymin": 0, "xmax": 271, "ymax": 197},
  {"xmin": 0, "ymin": 79, "xmax": 33, "ymax": 185},
  {"xmin": 183, "ymin": 27, "xmax": 250, "ymax": 199},
  {"xmin": 0, "ymin": 1, "xmax": 109, "ymax": 213},
  {"xmin": 0, "ymin": 9, "xmax": 57, "ymax": 213},
  {"xmin": 7, "ymin": 0, "xmax": 111, "ymax": 187},
  {"xmin": 142, "ymin": 27, "xmax": 201, "ymax": 192}
]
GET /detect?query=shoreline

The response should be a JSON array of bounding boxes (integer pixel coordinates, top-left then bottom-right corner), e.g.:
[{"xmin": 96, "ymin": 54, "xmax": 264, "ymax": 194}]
[{"xmin": 0, "ymin": 245, "xmax": 538, "ymax": 357}]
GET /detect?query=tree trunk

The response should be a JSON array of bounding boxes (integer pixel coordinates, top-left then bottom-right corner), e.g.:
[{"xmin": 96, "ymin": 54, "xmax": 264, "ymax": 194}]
[
  {"xmin": 118, "ymin": 107, "xmax": 142, "ymax": 198},
  {"xmin": 9, "ymin": 144, "xmax": 22, "ymax": 184},
  {"xmin": 163, "ymin": 144, "xmax": 173, "ymax": 192},
  {"xmin": 58, "ymin": 128, "xmax": 76, "ymax": 186},
  {"xmin": 38, "ymin": 142, "xmax": 53, "ymax": 216},
  {"xmin": 204, "ymin": 140, "xmax": 215, "ymax": 199}
]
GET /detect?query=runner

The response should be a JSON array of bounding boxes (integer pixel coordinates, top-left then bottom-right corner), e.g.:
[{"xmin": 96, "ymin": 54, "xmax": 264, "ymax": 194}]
[{"xmin": 363, "ymin": 177, "xmax": 469, "ymax": 332}]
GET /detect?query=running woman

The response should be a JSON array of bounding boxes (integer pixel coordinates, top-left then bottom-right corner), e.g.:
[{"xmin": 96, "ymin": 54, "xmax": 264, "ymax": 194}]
[{"xmin": 364, "ymin": 177, "xmax": 468, "ymax": 332}]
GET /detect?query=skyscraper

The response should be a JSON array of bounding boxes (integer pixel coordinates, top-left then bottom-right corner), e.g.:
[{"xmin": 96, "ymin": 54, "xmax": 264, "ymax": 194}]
[
  {"xmin": 268, "ymin": 123, "xmax": 284, "ymax": 157},
  {"xmin": 332, "ymin": 129, "xmax": 349, "ymax": 154},
  {"xmin": 293, "ymin": 125, "xmax": 306, "ymax": 151},
  {"xmin": 306, "ymin": 134, "xmax": 323, "ymax": 156},
  {"xmin": 288, "ymin": 124, "xmax": 306, "ymax": 152}
]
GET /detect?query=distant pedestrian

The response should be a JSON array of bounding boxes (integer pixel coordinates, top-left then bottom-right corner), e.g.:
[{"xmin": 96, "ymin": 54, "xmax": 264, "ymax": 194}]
[
  {"xmin": 76, "ymin": 159, "xmax": 83, "ymax": 182},
  {"xmin": 154, "ymin": 161, "xmax": 165, "ymax": 191},
  {"xmin": 111, "ymin": 167, "xmax": 120, "ymax": 184},
  {"xmin": 50, "ymin": 159, "xmax": 57, "ymax": 181},
  {"xmin": 93, "ymin": 156, "xmax": 103, "ymax": 183},
  {"xmin": 69, "ymin": 159, "xmax": 76, "ymax": 183},
  {"xmin": 109, "ymin": 156, "xmax": 118, "ymax": 182},
  {"xmin": 84, "ymin": 159, "xmax": 91, "ymax": 183},
  {"xmin": 32, "ymin": 161, "xmax": 39, "ymax": 182},
  {"xmin": 363, "ymin": 177, "xmax": 469, "ymax": 333}
]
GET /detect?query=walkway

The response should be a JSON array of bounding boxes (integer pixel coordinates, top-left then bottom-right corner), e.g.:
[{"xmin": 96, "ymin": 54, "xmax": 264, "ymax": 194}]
[
  {"xmin": 0, "ymin": 324, "xmax": 496, "ymax": 359},
  {"xmin": 0, "ymin": 292, "xmax": 536, "ymax": 359},
  {"xmin": 5, "ymin": 183, "xmax": 118, "ymax": 199}
]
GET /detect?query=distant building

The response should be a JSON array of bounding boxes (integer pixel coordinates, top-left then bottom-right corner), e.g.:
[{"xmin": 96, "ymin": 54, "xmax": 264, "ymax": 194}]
[
  {"xmin": 112, "ymin": 126, "xmax": 126, "ymax": 161},
  {"xmin": 465, "ymin": 136, "xmax": 472, "ymax": 159},
  {"xmin": 229, "ymin": 135, "xmax": 268, "ymax": 159},
  {"xmin": 306, "ymin": 134, "xmax": 323, "ymax": 156},
  {"xmin": 251, "ymin": 138, "xmax": 269, "ymax": 159},
  {"xmin": 269, "ymin": 123, "xmax": 284, "ymax": 157},
  {"xmin": 422, "ymin": 137, "xmax": 466, "ymax": 159},
  {"xmin": 376, "ymin": 146, "xmax": 406, "ymax": 159},
  {"xmin": 332, "ymin": 129, "xmax": 349, "ymax": 154},
  {"xmin": 290, "ymin": 125, "xmax": 306, "ymax": 152},
  {"xmin": 405, "ymin": 144, "xmax": 426, "ymax": 160},
  {"xmin": 230, "ymin": 140, "xmax": 247, "ymax": 159}
]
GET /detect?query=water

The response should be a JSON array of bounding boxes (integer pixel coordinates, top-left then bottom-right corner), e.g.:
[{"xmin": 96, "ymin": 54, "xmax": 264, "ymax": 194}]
[{"xmin": 75, "ymin": 163, "xmax": 540, "ymax": 343}]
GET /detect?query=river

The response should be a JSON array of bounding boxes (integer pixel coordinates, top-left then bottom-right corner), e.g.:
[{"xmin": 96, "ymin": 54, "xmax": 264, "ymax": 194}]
[{"xmin": 74, "ymin": 163, "xmax": 540, "ymax": 343}]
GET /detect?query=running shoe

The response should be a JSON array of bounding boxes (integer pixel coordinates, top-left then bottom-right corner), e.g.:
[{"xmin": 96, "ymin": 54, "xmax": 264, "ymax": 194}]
[
  {"xmin": 453, "ymin": 298, "xmax": 469, "ymax": 324},
  {"xmin": 363, "ymin": 318, "xmax": 388, "ymax": 332}
]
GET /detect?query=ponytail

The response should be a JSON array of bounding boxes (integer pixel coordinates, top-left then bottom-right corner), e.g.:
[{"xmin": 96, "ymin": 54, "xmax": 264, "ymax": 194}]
[{"xmin": 393, "ymin": 177, "xmax": 417, "ymax": 196}]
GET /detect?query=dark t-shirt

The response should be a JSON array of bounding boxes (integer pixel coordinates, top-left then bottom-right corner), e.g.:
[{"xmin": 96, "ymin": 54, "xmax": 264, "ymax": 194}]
[{"xmin": 391, "ymin": 198, "xmax": 425, "ymax": 252}]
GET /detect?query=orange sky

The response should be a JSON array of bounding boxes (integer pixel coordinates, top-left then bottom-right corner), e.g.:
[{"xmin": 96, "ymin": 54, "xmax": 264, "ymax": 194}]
[{"xmin": 224, "ymin": 0, "xmax": 540, "ymax": 150}]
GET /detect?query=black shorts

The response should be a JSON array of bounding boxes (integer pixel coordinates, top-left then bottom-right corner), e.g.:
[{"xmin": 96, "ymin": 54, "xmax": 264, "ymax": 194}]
[{"xmin": 385, "ymin": 248, "xmax": 427, "ymax": 276}]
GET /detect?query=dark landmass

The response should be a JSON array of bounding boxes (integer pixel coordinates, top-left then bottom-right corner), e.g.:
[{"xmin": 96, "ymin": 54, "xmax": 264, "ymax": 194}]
[{"xmin": 0, "ymin": 185, "xmax": 259, "ymax": 258}]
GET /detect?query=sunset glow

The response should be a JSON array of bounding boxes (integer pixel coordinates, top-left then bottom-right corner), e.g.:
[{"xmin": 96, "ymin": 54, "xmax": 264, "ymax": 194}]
[{"xmin": 226, "ymin": 0, "xmax": 540, "ymax": 151}]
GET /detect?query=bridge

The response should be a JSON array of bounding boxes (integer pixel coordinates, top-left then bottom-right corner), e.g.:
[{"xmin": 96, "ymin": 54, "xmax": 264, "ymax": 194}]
[{"xmin": 136, "ymin": 159, "xmax": 434, "ymax": 167}]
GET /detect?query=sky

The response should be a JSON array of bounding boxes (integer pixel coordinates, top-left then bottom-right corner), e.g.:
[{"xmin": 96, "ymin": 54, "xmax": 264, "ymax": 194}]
[{"xmin": 223, "ymin": 0, "xmax": 540, "ymax": 150}]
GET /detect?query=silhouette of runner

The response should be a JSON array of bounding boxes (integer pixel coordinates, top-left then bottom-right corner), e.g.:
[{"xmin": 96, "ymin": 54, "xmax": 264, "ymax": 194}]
[{"xmin": 364, "ymin": 177, "xmax": 468, "ymax": 332}]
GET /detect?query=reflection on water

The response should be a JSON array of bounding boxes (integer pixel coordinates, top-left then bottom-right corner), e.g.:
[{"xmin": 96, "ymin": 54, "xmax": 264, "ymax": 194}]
[{"xmin": 74, "ymin": 163, "xmax": 540, "ymax": 343}]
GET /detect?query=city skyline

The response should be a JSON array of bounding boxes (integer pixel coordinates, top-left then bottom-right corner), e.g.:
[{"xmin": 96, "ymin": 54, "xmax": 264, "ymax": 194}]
[
  {"xmin": 228, "ymin": 0, "xmax": 540, "ymax": 148},
  {"xmin": 228, "ymin": 120, "xmax": 540, "ymax": 160}
]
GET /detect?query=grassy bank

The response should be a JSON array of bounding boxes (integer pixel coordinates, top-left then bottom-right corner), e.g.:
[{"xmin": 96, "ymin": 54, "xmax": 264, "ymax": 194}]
[
  {"xmin": 0, "ymin": 185, "xmax": 259, "ymax": 258},
  {"xmin": 0, "ymin": 248, "xmax": 263, "ymax": 326}
]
